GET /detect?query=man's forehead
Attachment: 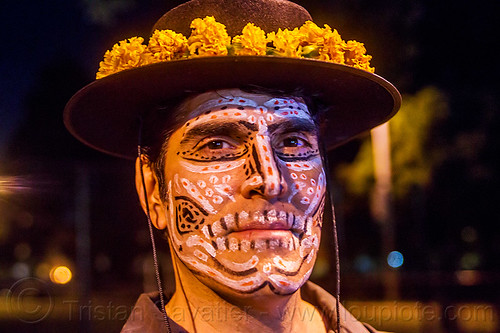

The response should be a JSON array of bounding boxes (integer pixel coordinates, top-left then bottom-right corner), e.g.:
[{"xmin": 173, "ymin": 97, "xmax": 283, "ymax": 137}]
[{"xmin": 180, "ymin": 89, "xmax": 311, "ymax": 121}]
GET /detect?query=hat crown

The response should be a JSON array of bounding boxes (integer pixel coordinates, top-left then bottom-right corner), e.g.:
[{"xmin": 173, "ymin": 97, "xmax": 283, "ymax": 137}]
[{"xmin": 152, "ymin": 0, "xmax": 312, "ymax": 36}]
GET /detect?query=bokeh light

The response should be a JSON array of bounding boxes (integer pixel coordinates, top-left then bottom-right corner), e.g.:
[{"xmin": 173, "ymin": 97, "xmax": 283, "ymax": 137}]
[
  {"xmin": 456, "ymin": 270, "xmax": 481, "ymax": 286},
  {"xmin": 49, "ymin": 265, "xmax": 72, "ymax": 284},
  {"xmin": 387, "ymin": 251, "xmax": 404, "ymax": 268},
  {"xmin": 11, "ymin": 262, "xmax": 30, "ymax": 279},
  {"xmin": 354, "ymin": 254, "xmax": 376, "ymax": 273},
  {"xmin": 460, "ymin": 252, "xmax": 481, "ymax": 270},
  {"xmin": 461, "ymin": 226, "xmax": 478, "ymax": 243}
]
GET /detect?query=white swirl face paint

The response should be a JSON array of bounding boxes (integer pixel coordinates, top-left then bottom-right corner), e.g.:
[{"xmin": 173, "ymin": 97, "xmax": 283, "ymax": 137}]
[{"xmin": 162, "ymin": 91, "xmax": 326, "ymax": 295}]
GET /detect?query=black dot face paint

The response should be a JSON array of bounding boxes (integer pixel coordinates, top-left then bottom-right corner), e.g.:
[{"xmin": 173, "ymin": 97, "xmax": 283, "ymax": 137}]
[{"xmin": 162, "ymin": 94, "xmax": 326, "ymax": 295}]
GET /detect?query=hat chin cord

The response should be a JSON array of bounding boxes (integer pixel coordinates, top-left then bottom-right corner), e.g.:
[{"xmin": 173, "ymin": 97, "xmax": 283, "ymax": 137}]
[
  {"xmin": 137, "ymin": 117, "xmax": 172, "ymax": 332},
  {"xmin": 137, "ymin": 145, "xmax": 173, "ymax": 332},
  {"xmin": 320, "ymin": 139, "xmax": 342, "ymax": 333}
]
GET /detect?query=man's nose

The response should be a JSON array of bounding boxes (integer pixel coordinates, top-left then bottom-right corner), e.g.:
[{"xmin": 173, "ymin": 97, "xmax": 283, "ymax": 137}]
[{"xmin": 241, "ymin": 137, "xmax": 287, "ymax": 199}]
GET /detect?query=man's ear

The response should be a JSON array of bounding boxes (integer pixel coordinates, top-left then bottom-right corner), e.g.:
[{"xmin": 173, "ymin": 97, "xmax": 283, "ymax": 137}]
[{"xmin": 135, "ymin": 157, "xmax": 168, "ymax": 230}]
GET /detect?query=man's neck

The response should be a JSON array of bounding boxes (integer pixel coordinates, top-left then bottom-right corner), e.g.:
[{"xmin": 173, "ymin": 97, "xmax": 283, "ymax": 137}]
[{"xmin": 165, "ymin": 257, "xmax": 327, "ymax": 333}]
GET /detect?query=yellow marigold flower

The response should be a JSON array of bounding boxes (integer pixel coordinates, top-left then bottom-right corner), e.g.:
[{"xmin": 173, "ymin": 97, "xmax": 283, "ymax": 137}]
[
  {"xmin": 148, "ymin": 29, "xmax": 188, "ymax": 61},
  {"xmin": 188, "ymin": 16, "xmax": 231, "ymax": 56},
  {"xmin": 343, "ymin": 40, "xmax": 375, "ymax": 73},
  {"xmin": 319, "ymin": 26, "xmax": 345, "ymax": 64},
  {"xmin": 267, "ymin": 28, "xmax": 303, "ymax": 57},
  {"xmin": 297, "ymin": 22, "xmax": 344, "ymax": 63},
  {"xmin": 95, "ymin": 17, "xmax": 376, "ymax": 78},
  {"xmin": 299, "ymin": 21, "xmax": 326, "ymax": 45},
  {"xmin": 96, "ymin": 37, "xmax": 154, "ymax": 79},
  {"xmin": 232, "ymin": 23, "xmax": 267, "ymax": 56}
]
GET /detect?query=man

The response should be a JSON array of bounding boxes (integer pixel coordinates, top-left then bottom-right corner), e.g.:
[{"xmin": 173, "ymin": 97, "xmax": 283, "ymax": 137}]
[{"xmin": 64, "ymin": 0, "xmax": 401, "ymax": 332}]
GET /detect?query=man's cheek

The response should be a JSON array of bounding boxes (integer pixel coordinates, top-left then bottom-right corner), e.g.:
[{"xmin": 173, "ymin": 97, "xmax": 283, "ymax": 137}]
[
  {"xmin": 284, "ymin": 166, "xmax": 325, "ymax": 211},
  {"xmin": 173, "ymin": 173, "xmax": 228, "ymax": 212},
  {"xmin": 168, "ymin": 169, "xmax": 244, "ymax": 232},
  {"xmin": 174, "ymin": 196, "xmax": 210, "ymax": 235}
]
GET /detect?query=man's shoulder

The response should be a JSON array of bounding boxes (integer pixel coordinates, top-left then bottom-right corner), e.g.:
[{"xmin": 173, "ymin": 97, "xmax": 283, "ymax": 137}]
[
  {"xmin": 121, "ymin": 292, "xmax": 185, "ymax": 333},
  {"xmin": 302, "ymin": 281, "xmax": 382, "ymax": 333},
  {"xmin": 122, "ymin": 285, "xmax": 386, "ymax": 333}
]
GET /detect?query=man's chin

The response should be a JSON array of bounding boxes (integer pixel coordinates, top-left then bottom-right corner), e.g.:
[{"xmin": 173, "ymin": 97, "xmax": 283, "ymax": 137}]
[
  {"xmin": 182, "ymin": 242, "xmax": 318, "ymax": 296},
  {"xmin": 193, "ymin": 265, "xmax": 313, "ymax": 299},
  {"xmin": 173, "ymin": 224, "xmax": 319, "ymax": 294}
]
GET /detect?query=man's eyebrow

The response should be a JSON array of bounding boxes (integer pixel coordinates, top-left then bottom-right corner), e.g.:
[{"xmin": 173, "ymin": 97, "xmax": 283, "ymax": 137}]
[
  {"xmin": 180, "ymin": 120, "xmax": 258, "ymax": 144},
  {"xmin": 267, "ymin": 118, "xmax": 318, "ymax": 135}
]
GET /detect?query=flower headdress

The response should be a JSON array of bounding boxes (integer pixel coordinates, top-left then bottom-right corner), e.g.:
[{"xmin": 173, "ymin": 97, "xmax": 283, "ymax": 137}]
[{"xmin": 96, "ymin": 16, "xmax": 374, "ymax": 79}]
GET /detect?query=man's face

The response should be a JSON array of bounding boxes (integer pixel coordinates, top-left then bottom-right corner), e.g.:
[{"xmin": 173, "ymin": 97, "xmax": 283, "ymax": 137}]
[{"xmin": 161, "ymin": 90, "xmax": 326, "ymax": 296}]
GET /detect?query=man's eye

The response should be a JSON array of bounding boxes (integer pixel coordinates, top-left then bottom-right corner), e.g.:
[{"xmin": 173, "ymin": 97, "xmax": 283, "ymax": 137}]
[
  {"xmin": 282, "ymin": 137, "xmax": 308, "ymax": 148},
  {"xmin": 201, "ymin": 140, "xmax": 233, "ymax": 150},
  {"xmin": 185, "ymin": 137, "xmax": 244, "ymax": 162}
]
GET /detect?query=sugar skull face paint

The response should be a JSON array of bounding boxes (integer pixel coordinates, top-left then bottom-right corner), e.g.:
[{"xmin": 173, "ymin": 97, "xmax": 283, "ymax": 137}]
[{"xmin": 162, "ymin": 90, "xmax": 326, "ymax": 296}]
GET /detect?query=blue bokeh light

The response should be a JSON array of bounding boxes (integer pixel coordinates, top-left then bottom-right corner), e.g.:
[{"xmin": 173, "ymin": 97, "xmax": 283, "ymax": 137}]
[{"xmin": 387, "ymin": 251, "xmax": 404, "ymax": 268}]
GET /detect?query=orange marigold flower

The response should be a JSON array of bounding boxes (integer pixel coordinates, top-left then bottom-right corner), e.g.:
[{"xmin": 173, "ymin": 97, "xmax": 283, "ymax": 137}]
[
  {"xmin": 318, "ymin": 25, "xmax": 345, "ymax": 64},
  {"xmin": 96, "ymin": 37, "xmax": 154, "ymax": 79},
  {"xmin": 148, "ymin": 29, "xmax": 188, "ymax": 61},
  {"xmin": 297, "ymin": 22, "xmax": 345, "ymax": 63},
  {"xmin": 343, "ymin": 40, "xmax": 375, "ymax": 73},
  {"xmin": 299, "ymin": 21, "xmax": 326, "ymax": 45},
  {"xmin": 188, "ymin": 16, "xmax": 231, "ymax": 56},
  {"xmin": 232, "ymin": 23, "xmax": 267, "ymax": 55},
  {"xmin": 267, "ymin": 27, "xmax": 303, "ymax": 57},
  {"xmin": 95, "ymin": 17, "xmax": 376, "ymax": 78}
]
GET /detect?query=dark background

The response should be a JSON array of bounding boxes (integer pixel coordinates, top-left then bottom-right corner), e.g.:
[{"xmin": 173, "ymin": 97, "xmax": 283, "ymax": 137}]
[{"xmin": 1, "ymin": 0, "xmax": 498, "ymax": 332}]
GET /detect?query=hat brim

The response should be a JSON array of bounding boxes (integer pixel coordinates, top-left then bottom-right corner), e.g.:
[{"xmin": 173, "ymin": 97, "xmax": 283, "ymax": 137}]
[{"xmin": 64, "ymin": 56, "xmax": 401, "ymax": 159}]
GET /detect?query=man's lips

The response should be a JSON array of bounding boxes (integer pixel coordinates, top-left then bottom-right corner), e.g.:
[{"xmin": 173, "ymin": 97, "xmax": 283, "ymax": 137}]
[
  {"xmin": 206, "ymin": 210, "xmax": 311, "ymax": 238},
  {"xmin": 227, "ymin": 225, "xmax": 303, "ymax": 239},
  {"xmin": 229, "ymin": 228, "xmax": 292, "ymax": 237}
]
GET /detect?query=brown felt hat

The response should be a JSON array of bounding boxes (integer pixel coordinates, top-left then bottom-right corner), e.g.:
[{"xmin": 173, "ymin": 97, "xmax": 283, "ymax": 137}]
[{"xmin": 64, "ymin": 0, "xmax": 401, "ymax": 159}]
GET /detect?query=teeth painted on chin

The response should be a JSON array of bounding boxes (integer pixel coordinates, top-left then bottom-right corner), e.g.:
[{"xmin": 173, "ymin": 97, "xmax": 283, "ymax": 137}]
[
  {"xmin": 196, "ymin": 211, "xmax": 310, "ymax": 246},
  {"xmin": 279, "ymin": 210, "xmax": 287, "ymax": 223},
  {"xmin": 288, "ymin": 213, "xmax": 294, "ymax": 228},
  {"xmin": 305, "ymin": 217, "xmax": 313, "ymax": 235},
  {"xmin": 268, "ymin": 239, "xmax": 280, "ymax": 250},
  {"xmin": 205, "ymin": 211, "xmax": 309, "ymax": 235},
  {"xmin": 253, "ymin": 211, "xmax": 265, "ymax": 224},
  {"xmin": 255, "ymin": 239, "xmax": 267, "ymax": 252},
  {"xmin": 293, "ymin": 215, "xmax": 305, "ymax": 231},
  {"xmin": 201, "ymin": 225, "xmax": 211, "ymax": 240},
  {"xmin": 239, "ymin": 211, "xmax": 249, "ymax": 223},
  {"xmin": 243, "ymin": 210, "xmax": 304, "ymax": 228},
  {"xmin": 240, "ymin": 239, "xmax": 251, "ymax": 252},
  {"xmin": 212, "ymin": 220, "xmax": 225, "ymax": 236},
  {"xmin": 267, "ymin": 209, "xmax": 277, "ymax": 223},
  {"xmin": 209, "ymin": 233, "xmax": 304, "ymax": 254},
  {"xmin": 224, "ymin": 213, "xmax": 236, "ymax": 230},
  {"xmin": 216, "ymin": 237, "xmax": 226, "ymax": 251},
  {"xmin": 229, "ymin": 238, "xmax": 239, "ymax": 251}
]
